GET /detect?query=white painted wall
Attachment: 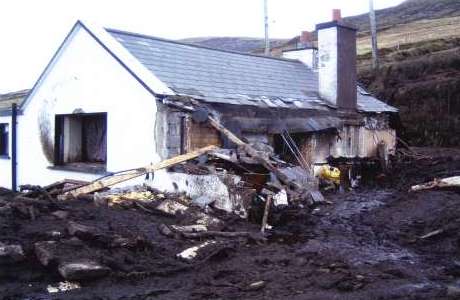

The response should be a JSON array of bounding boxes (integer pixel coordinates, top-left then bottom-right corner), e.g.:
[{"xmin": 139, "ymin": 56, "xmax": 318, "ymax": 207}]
[
  {"xmin": 0, "ymin": 116, "xmax": 12, "ymax": 188},
  {"xmin": 282, "ymin": 49, "xmax": 317, "ymax": 70},
  {"xmin": 8, "ymin": 24, "xmax": 163, "ymax": 187},
  {"xmin": 318, "ymin": 27, "xmax": 338, "ymax": 106}
]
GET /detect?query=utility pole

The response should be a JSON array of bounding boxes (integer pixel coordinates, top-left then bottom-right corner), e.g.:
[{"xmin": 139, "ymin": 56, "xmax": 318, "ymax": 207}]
[
  {"xmin": 369, "ymin": 0, "xmax": 379, "ymax": 71},
  {"xmin": 264, "ymin": 0, "xmax": 270, "ymax": 56}
]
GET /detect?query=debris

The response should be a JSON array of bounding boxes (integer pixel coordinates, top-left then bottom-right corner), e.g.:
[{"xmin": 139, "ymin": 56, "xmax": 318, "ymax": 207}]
[
  {"xmin": 419, "ymin": 228, "xmax": 445, "ymax": 240},
  {"xmin": 47, "ymin": 281, "xmax": 81, "ymax": 294},
  {"xmin": 273, "ymin": 189, "xmax": 288, "ymax": 206},
  {"xmin": 410, "ymin": 176, "xmax": 460, "ymax": 192},
  {"xmin": 0, "ymin": 244, "xmax": 25, "ymax": 265},
  {"xmin": 64, "ymin": 145, "xmax": 219, "ymax": 197},
  {"xmin": 166, "ymin": 224, "xmax": 266, "ymax": 243},
  {"xmin": 309, "ymin": 190, "xmax": 327, "ymax": 205},
  {"xmin": 171, "ymin": 224, "xmax": 208, "ymax": 233},
  {"xmin": 177, "ymin": 241, "xmax": 216, "ymax": 261},
  {"xmin": 207, "ymin": 117, "xmax": 306, "ymax": 190},
  {"xmin": 156, "ymin": 199, "xmax": 188, "ymax": 215},
  {"xmin": 260, "ymin": 195, "xmax": 272, "ymax": 234},
  {"xmin": 67, "ymin": 221, "xmax": 98, "ymax": 240},
  {"xmin": 58, "ymin": 260, "xmax": 110, "ymax": 281}
]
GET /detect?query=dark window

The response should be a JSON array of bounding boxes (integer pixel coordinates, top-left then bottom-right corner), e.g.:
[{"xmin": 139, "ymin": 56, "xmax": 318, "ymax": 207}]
[
  {"xmin": 0, "ymin": 123, "xmax": 9, "ymax": 157},
  {"xmin": 54, "ymin": 113, "xmax": 107, "ymax": 173}
]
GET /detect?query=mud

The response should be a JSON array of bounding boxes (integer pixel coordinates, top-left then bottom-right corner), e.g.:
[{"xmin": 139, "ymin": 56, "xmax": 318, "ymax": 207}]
[{"xmin": 2, "ymin": 148, "xmax": 460, "ymax": 299}]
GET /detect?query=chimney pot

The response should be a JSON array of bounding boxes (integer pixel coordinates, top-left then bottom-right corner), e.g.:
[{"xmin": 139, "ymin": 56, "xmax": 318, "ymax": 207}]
[
  {"xmin": 299, "ymin": 31, "xmax": 313, "ymax": 46},
  {"xmin": 332, "ymin": 9, "xmax": 342, "ymax": 21}
]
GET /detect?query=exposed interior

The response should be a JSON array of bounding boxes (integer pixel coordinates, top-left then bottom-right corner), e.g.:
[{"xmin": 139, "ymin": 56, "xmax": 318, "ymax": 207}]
[{"xmin": 54, "ymin": 113, "xmax": 107, "ymax": 173}]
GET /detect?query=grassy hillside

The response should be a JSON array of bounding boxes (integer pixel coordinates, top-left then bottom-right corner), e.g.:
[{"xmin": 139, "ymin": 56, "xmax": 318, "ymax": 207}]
[
  {"xmin": 345, "ymin": 0, "xmax": 460, "ymax": 32},
  {"xmin": 354, "ymin": 0, "xmax": 460, "ymax": 146}
]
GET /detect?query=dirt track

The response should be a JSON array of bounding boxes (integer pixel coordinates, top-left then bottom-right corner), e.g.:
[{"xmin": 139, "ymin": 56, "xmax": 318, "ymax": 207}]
[{"xmin": 2, "ymin": 148, "xmax": 460, "ymax": 299}]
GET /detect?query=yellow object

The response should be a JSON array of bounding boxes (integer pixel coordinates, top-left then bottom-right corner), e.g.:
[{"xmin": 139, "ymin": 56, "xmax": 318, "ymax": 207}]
[{"xmin": 319, "ymin": 165, "xmax": 341, "ymax": 185}]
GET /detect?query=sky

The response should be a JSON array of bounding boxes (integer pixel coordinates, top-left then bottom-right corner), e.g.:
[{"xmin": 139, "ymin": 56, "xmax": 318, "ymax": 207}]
[{"xmin": 0, "ymin": 0, "xmax": 405, "ymax": 93}]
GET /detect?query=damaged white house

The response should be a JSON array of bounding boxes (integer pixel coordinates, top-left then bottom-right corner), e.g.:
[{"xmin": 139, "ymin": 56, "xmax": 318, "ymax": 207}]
[{"xmin": 0, "ymin": 18, "xmax": 397, "ymax": 199}]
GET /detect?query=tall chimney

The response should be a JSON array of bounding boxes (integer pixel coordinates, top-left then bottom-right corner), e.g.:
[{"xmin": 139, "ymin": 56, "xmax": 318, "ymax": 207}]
[{"xmin": 316, "ymin": 11, "xmax": 357, "ymax": 111}]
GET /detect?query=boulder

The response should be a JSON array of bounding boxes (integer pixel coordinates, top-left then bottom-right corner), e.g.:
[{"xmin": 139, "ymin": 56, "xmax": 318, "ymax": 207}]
[
  {"xmin": 0, "ymin": 244, "xmax": 25, "ymax": 265},
  {"xmin": 58, "ymin": 260, "xmax": 110, "ymax": 281}
]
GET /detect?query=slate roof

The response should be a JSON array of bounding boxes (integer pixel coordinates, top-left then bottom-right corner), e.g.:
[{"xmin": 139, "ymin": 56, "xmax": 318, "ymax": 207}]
[
  {"xmin": 109, "ymin": 29, "xmax": 397, "ymax": 114},
  {"xmin": 0, "ymin": 89, "xmax": 30, "ymax": 114},
  {"xmin": 110, "ymin": 29, "xmax": 396, "ymax": 113}
]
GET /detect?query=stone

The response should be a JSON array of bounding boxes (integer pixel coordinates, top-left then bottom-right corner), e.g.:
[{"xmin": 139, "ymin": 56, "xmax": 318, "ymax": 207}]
[
  {"xmin": 34, "ymin": 241, "xmax": 58, "ymax": 267},
  {"xmin": 51, "ymin": 210, "xmax": 69, "ymax": 220},
  {"xmin": 58, "ymin": 260, "xmax": 110, "ymax": 281},
  {"xmin": 67, "ymin": 221, "xmax": 98, "ymax": 240},
  {"xmin": 247, "ymin": 281, "xmax": 266, "ymax": 291},
  {"xmin": 0, "ymin": 244, "xmax": 25, "ymax": 265}
]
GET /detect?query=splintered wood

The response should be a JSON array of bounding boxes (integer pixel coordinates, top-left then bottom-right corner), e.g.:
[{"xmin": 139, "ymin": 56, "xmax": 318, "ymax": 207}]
[
  {"xmin": 410, "ymin": 176, "xmax": 460, "ymax": 192},
  {"xmin": 64, "ymin": 145, "xmax": 218, "ymax": 198}
]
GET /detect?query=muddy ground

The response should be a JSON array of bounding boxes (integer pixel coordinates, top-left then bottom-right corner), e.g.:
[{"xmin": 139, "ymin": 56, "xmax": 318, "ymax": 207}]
[{"xmin": 2, "ymin": 148, "xmax": 460, "ymax": 299}]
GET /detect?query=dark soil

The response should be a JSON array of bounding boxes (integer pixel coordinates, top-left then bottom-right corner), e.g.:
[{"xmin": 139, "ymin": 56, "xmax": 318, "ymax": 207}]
[{"xmin": 2, "ymin": 148, "xmax": 460, "ymax": 299}]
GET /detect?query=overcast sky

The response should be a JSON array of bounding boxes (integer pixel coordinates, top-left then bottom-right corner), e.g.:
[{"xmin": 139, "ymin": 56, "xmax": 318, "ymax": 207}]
[{"xmin": 0, "ymin": 0, "xmax": 405, "ymax": 93}]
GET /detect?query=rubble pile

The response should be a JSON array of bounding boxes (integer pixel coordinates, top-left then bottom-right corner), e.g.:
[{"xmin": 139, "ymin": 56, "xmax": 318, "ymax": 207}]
[{"xmin": 2, "ymin": 148, "xmax": 460, "ymax": 299}]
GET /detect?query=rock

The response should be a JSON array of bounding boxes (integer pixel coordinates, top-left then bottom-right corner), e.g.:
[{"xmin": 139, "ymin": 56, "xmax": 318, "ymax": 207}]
[
  {"xmin": 67, "ymin": 221, "xmax": 97, "ymax": 240},
  {"xmin": 0, "ymin": 244, "xmax": 25, "ymax": 265},
  {"xmin": 247, "ymin": 281, "xmax": 266, "ymax": 291},
  {"xmin": 34, "ymin": 241, "xmax": 58, "ymax": 267},
  {"xmin": 58, "ymin": 260, "xmax": 110, "ymax": 281},
  {"xmin": 51, "ymin": 210, "xmax": 69, "ymax": 220}
]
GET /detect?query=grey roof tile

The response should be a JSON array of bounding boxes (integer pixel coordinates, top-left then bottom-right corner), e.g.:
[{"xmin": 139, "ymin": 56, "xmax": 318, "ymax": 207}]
[{"xmin": 108, "ymin": 29, "xmax": 397, "ymax": 113}]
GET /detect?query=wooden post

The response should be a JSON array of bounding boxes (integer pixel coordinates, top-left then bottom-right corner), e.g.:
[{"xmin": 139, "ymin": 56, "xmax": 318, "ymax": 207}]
[{"xmin": 260, "ymin": 195, "xmax": 272, "ymax": 234}]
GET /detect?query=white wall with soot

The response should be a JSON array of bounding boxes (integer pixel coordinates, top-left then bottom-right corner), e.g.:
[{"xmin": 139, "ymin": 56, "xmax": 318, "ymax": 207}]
[{"xmin": 7, "ymin": 24, "xmax": 163, "ymax": 187}]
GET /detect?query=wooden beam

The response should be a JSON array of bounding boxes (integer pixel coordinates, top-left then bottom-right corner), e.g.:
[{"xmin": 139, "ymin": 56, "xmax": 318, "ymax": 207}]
[
  {"xmin": 208, "ymin": 117, "xmax": 299, "ymax": 189},
  {"xmin": 410, "ymin": 176, "xmax": 460, "ymax": 192},
  {"xmin": 64, "ymin": 145, "xmax": 218, "ymax": 198}
]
